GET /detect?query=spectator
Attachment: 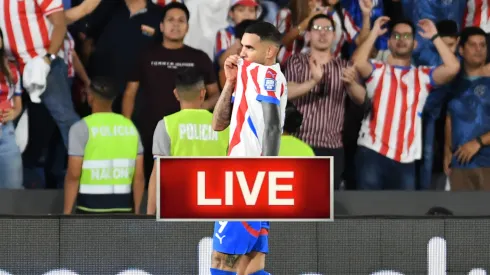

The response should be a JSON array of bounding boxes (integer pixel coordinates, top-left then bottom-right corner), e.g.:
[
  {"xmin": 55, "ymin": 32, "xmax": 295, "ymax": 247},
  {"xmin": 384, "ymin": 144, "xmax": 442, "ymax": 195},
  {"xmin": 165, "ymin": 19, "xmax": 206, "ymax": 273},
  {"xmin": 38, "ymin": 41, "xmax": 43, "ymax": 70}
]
[
  {"xmin": 463, "ymin": 0, "xmax": 490, "ymax": 62},
  {"xmin": 88, "ymin": 0, "xmax": 165, "ymax": 113},
  {"xmin": 445, "ymin": 27, "xmax": 490, "ymax": 190},
  {"xmin": 418, "ymin": 20, "xmax": 459, "ymax": 190},
  {"xmin": 0, "ymin": 0, "xmax": 81, "ymax": 188},
  {"xmin": 218, "ymin": 19, "xmax": 259, "ymax": 87},
  {"xmin": 122, "ymin": 2, "xmax": 220, "ymax": 182},
  {"xmin": 285, "ymin": 14, "xmax": 350, "ymax": 190},
  {"xmin": 279, "ymin": 101, "xmax": 315, "ymax": 156},
  {"xmin": 276, "ymin": 0, "xmax": 372, "ymax": 65},
  {"xmin": 351, "ymin": 17, "xmax": 460, "ymax": 190},
  {"xmin": 147, "ymin": 67, "xmax": 228, "ymax": 214},
  {"xmin": 0, "ymin": 28, "xmax": 23, "ymax": 189},
  {"xmin": 64, "ymin": 77, "xmax": 145, "ymax": 214},
  {"xmin": 214, "ymin": 0, "xmax": 261, "ymax": 76}
]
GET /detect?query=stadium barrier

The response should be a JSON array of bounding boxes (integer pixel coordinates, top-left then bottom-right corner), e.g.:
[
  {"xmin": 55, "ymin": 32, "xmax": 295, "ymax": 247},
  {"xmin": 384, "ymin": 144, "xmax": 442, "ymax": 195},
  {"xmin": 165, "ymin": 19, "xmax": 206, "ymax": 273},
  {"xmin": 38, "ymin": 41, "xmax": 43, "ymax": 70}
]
[
  {"xmin": 0, "ymin": 216, "xmax": 489, "ymax": 275},
  {"xmin": 3, "ymin": 190, "xmax": 490, "ymax": 216}
]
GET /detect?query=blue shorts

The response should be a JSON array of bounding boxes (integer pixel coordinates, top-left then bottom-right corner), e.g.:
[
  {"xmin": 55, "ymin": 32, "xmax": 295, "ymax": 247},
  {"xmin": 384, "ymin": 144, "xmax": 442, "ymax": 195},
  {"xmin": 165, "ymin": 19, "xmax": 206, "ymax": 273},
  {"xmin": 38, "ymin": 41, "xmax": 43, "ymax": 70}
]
[{"xmin": 213, "ymin": 221, "xmax": 269, "ymax": 255}]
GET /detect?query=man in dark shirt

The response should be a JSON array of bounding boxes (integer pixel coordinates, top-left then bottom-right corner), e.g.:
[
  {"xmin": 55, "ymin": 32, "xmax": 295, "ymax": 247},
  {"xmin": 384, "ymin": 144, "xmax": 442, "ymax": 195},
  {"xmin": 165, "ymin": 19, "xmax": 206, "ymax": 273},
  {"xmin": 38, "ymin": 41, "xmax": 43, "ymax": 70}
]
[
  {"xmin": 88, "ymin": 0, "xmax": 164, "ymax": 112},
  {"xmin": 122, "ymin": 2, "xmax": 220, "ymax": 182}
]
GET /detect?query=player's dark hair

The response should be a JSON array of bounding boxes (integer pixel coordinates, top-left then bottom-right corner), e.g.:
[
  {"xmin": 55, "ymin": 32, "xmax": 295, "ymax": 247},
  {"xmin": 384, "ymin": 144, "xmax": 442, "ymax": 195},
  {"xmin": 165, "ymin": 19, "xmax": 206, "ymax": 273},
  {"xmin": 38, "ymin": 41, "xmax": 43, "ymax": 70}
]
[
  {"xmin": 89, "ymin": 76, "xmax": 118, "ymax": 100},
  {"xmin": 244, "ymin": 21, "xmax": 281, "ymax": 47},
  {"xmin": 389, "ymin": 19, "xmax": 416, "ymax": 36},
  {"xmin": 162, "ymin": 2, "xmax": 190, "ymax": 22},
  {"xmin": 235, "ymin": 19, "xmax": 259, "ymax": 39},
  {"xmin": 307, "ymin": 14, "xmax": 335, "ymax": 31},
  {"xmin": 0, "ymin": 28, "xmax": 13, "ymax": 86},
  {"xmin": 459, "ymin": 26, "xmax": 487, "ymax": 47},
  {"xmin": 283, "ymin": 101, "xmax": 303, "ymax": 134}
]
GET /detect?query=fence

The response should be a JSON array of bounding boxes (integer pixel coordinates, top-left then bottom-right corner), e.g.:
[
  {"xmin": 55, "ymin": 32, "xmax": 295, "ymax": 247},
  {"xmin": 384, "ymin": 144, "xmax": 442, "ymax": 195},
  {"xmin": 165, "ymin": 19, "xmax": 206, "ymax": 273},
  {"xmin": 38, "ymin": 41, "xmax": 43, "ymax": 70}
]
[{"xmin": 0, "ymin": 216, "xmax": 489, "ymax": 275}]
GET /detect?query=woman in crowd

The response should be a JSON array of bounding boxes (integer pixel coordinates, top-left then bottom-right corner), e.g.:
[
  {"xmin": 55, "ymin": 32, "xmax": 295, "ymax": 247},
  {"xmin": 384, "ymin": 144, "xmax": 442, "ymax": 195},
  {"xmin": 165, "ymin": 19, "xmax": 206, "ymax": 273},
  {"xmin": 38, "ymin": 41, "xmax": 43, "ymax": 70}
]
[
  {"xmin": 275, "ymin": 0, "xmax": 372, "ymax": 64},
  {"xmin": 0, "ymin": 28, "xmax": 23, "ymax": 189}
]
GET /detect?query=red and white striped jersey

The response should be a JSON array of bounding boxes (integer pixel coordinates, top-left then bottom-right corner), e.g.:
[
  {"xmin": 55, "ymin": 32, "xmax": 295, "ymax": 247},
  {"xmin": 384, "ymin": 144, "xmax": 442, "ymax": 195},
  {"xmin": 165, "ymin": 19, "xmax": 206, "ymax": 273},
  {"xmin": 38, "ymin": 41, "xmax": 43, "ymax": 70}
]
[
  {"xmin": 464, "ymin": 0, "xmax": 490, "ymax": 32},
  {"xmin": 63, "ymin": 32, "xmax": 75, "ymax": 78},
  {"xmin": 152, "ymin": 0, "xmax": 182, "ymax": 7},
  {"xmin": 214, "ymin": 26, "xmax": 236, "ymax": 61},
  {"xmin": 0, "ymin": 62, "xmax": 22, "ymax": 109},
  {"xmin": 358, "ymin": 60, "xmax": 436, "ymax": 163},
  {"xmin": 275, "ymin": 7, "xmax": 359, "ymax": 64},
  {"xmin": 0, "ymin": 0, "xmax": 64, "ymax": 73},
  {"xmin": 228, "ymin": 59, "xmax": 288, "ymax": 156}
]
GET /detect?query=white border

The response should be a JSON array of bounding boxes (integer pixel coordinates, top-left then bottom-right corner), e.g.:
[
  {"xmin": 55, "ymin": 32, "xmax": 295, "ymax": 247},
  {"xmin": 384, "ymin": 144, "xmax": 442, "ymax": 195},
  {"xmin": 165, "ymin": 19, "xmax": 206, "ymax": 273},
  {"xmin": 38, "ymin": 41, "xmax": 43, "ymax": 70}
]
[{"xmin": 155, "ymin": 156, "xmax": 334, "ymax": 222}]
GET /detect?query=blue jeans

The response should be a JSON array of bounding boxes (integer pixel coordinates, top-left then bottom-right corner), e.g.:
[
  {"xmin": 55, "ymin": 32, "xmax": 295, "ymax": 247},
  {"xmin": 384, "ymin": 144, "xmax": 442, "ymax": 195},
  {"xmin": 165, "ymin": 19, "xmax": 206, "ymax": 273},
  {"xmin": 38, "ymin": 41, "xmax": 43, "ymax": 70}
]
[
  {"xmin": 23, "ymin": 58, "xmax": 80, "ymax": 189},
  {"xmin": 418, "ymin": 116, "xmax": 435, "ymax": 190},
  {"xmin": 356, "ymin": 146, "xmax": 416, "ymax": 190},
  {"xmin": 0, "ymin": 122, "xmax": 23, "ymax": 189}
]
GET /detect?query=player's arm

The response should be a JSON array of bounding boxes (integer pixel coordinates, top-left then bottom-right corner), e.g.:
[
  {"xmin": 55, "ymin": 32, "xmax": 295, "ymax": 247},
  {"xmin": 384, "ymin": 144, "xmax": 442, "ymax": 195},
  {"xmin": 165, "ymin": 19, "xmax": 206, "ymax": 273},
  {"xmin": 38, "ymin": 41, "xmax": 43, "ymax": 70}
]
[
  {"xmin": 147, "ymin": 120, "xmax": 171, "ymax": 215},
  {"xmin": 132, "ymin": 135, "xmax": 145, "ymax": 214},
  {"xmin": 418, "ymin": 19, "xmax": 460, "ymax": 86},
  {"xmin": 212, "ymin": 80, "xmax": 235, "ymax": 131},
  {"xmin": 351, "ymin": 16, "xmax": 390, "ymax": 79},
  {"xmin": 64, "ymin": 121, "xmax": 88, "ymax": 214},
  {"xmin": 261, "ymin": 102, "xmax": 282, "ymax": 156}
]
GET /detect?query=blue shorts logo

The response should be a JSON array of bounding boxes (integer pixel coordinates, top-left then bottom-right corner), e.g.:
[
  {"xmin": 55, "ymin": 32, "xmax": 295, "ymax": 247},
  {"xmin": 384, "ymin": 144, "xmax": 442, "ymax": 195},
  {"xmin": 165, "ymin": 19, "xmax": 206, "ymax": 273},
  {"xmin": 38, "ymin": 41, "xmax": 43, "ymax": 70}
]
[{"xmin": 264, "ymin": 78, "xmax": 276, "ymax": 91}]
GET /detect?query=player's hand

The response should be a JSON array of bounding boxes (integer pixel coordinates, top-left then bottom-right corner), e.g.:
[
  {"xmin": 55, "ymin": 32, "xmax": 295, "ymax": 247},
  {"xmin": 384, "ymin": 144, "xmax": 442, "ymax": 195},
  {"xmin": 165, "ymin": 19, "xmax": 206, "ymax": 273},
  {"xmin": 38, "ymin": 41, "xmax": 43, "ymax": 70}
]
[
  {"xmin": 309, "ymin": 57, "xmax": 324, "ymax": 83},
  {"xmin": 359, "ymin": 0, "xmax": 373, "ymax": 15},
  {"xmin": 0, "ymin": 108, "xmax": 15, "ymax": 123},
  {"xmin": 454, "ymin": 140, "xmax": 481, "ymax": 165},
  {"xmin": 224, "ymin": 54, "xmax": 240, "ymax": 82},
  {"xmin": 418, "ymin": 19, "xmax": 438, "ymax": 40},
  {"xmin": 443, "ymin": 147, "xmax": 452, "ymax": 175},
  {"xmin": 371, "ymin": 16, "xmax": 390, "ymax": 37},
  {"xmin": 341, "ymin": 66, "xmax": 358, "ymax": 86}
]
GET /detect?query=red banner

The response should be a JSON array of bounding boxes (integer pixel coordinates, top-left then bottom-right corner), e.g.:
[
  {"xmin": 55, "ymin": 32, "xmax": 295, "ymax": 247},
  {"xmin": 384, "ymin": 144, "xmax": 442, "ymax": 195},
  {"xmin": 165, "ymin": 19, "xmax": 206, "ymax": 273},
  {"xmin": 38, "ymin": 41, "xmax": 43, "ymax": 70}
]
[{"xmin": 156, "ymin": 157, "xmax": 333, "ymax": 221}]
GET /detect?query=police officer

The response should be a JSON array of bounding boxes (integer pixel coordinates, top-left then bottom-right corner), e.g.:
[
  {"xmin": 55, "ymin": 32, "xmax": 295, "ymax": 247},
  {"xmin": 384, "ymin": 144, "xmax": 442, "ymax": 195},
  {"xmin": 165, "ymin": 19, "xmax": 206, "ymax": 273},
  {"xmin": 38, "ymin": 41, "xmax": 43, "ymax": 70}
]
[
  {"xmin": 279, "ymin": 101, "xmax": 315, "ymax": 156},
  {"xmin": 64, "ymin": 77, "xmax": 145, "ymax": 214},
  {"xmin": 147, "ymin": 67, "xmax": 229, "ymax": 214}
]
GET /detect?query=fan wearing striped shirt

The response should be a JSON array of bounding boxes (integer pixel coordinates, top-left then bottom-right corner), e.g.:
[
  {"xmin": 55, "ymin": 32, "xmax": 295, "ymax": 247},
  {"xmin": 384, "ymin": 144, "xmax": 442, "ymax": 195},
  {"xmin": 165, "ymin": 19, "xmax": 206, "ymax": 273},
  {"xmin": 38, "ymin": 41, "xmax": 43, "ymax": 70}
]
[{"xmin": 350, "ymin": 17, "xmax": 460, "ymax": 190}]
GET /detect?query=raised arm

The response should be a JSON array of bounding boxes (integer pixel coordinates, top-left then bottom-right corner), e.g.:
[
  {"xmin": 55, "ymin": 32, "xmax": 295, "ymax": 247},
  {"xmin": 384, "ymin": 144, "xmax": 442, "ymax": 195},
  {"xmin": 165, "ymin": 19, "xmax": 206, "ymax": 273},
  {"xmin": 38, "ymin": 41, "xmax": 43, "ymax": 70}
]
[
  {"xmin": 417, "ymin": 19, "xmax": 460, "ymax": 86},
  {"xmin": 351, "ymin": 16, "xmax": 390, "ymax": 79},
  {"xmin": 212, "ymin": 55, "xmax": 239, "ymax": 131}
]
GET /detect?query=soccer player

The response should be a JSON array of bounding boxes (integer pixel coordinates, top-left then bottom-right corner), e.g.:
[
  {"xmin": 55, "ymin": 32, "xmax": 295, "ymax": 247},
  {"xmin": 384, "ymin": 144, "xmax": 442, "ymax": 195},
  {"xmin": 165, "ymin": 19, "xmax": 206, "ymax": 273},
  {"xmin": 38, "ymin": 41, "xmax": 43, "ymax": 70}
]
[{"xmin": 211, "ymin": 22, "xmax": 287, "ymax": 275}]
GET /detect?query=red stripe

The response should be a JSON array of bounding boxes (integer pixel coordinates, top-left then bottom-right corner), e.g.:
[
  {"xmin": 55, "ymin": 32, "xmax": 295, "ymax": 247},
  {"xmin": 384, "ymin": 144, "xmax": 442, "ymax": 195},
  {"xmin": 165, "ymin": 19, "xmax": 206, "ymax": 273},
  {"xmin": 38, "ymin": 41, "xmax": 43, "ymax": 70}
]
[
  {"xmin": 0, "ymin": 72, "xmax": 8, "ymax": 103},
  {"xmin": 3, "ymin": 1, "xmax": 21, "ymax": 68},
  {"xmin": 18, "ymin": 1, "xmax": 38, "ymax": 59},
  {"xmin": 40, "ymin": 0, "xmax": 54, "ymax": 11},
  {"xmin": 241, "ymin": 222, "xmax": 260, "ymax": 237},
  {"xmin": 463, "ymin": 5, "xmax": 469, "ymax": 27},
  {"xmin": 228, "ymin": 62, "xmax": 251, "ymax": 155},
  {"xmin": 379, "ymin": 67, "xmax": 397, "ymax": 156},
  {"xmin": 407, "ymin": 68, "xmax": 421, "ymax": 149},
  {"xmin": 369, "ymin": 66, "xmax": 386, "ymax": 143},
  {"xmin": 250, "ymin": 66, "xmax": 260, "ymax": 93},
  {"xmin": 394, "ymin": 70, "xmax": 410, "ymax": 162},
  {"xmin": 474, "ymin": 0, "xmax": 483, "ymax": 27},
  {"xmin": 35, "ymin": 3, "xmax": 51, "ymax": 50},
  {"xmin": 215, "ymin": 32, "xmax": 222, "ymax": 53}
]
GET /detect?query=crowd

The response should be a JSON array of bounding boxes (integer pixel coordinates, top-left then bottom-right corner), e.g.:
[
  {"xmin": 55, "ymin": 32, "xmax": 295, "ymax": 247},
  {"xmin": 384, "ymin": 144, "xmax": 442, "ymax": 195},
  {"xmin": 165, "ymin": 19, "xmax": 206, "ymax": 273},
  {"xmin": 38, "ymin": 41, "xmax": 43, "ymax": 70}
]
[{"xmin": 0, "ymin": 0, "xmax": 489, "ymax": 207}]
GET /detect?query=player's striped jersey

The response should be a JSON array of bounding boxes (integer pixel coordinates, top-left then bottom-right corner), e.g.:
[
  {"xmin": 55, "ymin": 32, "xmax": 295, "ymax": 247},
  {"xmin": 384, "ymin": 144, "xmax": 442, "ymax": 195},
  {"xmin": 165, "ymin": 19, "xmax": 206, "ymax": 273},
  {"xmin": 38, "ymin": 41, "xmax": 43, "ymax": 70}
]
[
  {"xmin": 228, "ymin": 59, "xmax": 288, "ymax": 156},
  {"xmin": 357, "ymin": 60, "xmax": 436, "ymax": 163}
]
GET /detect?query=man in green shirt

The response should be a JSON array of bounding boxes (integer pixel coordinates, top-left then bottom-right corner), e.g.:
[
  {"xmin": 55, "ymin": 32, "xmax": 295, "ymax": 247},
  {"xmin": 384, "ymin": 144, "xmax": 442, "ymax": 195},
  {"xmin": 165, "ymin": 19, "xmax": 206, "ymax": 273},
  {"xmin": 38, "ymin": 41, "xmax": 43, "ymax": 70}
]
[
  {"xmin": 147, "ymin": 67, "xmax": 229, "ymax": 214},
  {"xmin": 64, "ymin": 77, "xmax": 145, "ymax": 214}
]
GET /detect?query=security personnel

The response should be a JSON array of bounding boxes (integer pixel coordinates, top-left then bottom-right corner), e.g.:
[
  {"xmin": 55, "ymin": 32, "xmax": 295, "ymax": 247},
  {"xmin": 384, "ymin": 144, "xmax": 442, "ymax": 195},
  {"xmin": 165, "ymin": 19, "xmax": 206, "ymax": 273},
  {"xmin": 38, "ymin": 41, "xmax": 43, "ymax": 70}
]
[
  {"xmin": 279, "ymin": 101, "xmax": 315, "ymax": 156},
  {"xmin": 147, "ymin": 68, "xmax": 229, "ymax": 214},
  {"xmin": 64, "ymin": 77, "xmax": 145, "ymax": 214}
]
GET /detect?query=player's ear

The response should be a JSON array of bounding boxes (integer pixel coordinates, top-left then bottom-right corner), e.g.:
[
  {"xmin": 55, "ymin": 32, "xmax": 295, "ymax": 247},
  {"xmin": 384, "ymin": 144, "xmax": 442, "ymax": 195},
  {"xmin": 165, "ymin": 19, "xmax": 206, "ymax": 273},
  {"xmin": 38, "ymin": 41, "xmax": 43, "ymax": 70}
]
[
  {"xmin": 265, "ymin": 45, "xmax": 277, "ymax": 60},
  {"xmin": 173, "ymin": 89, "xmax": 180, "ymax": 102}
]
